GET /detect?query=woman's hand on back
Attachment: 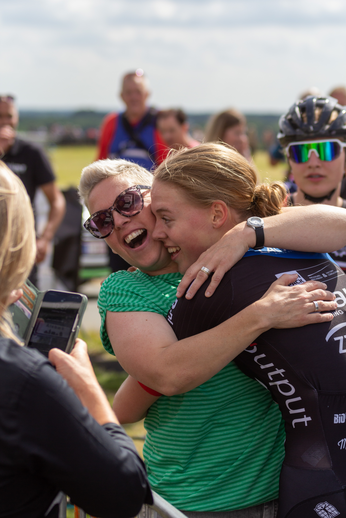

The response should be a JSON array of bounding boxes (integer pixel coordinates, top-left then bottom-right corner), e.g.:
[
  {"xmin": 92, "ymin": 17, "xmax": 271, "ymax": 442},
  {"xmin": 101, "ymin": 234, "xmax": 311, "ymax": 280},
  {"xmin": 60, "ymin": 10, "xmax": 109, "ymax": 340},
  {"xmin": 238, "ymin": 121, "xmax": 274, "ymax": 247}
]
[
  {"xmin": 258, "ymin": 273, "xmax": 337, "ymax": 329},
  {"xmin": 177, "ymin": 223, "xmax": 251, "ymax": 299}
]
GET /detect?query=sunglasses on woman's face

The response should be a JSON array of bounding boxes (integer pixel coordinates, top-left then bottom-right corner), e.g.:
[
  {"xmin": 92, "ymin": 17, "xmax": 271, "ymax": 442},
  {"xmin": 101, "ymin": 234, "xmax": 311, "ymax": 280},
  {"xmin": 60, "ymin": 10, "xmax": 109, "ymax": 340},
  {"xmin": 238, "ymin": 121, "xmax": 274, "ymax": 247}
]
[
  {"xmin": 84, "ymin": 185, "xmax": 151, "ymax": 239},
  {"xmin": 286, "ymin": 139, "xmax": 346, "ymax": 164}
]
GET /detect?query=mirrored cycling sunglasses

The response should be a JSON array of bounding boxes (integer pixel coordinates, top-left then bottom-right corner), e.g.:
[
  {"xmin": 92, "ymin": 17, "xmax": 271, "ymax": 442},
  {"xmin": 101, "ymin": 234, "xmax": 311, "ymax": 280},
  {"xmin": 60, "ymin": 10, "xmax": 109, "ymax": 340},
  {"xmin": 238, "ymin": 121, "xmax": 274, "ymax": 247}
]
[
  {"xmin": 286, "ymin": 139, "xmax": 346, "ymax": 164},
  {"xmin": 84, "ymin": 184, "xmax": 151, "ymax": 239}
]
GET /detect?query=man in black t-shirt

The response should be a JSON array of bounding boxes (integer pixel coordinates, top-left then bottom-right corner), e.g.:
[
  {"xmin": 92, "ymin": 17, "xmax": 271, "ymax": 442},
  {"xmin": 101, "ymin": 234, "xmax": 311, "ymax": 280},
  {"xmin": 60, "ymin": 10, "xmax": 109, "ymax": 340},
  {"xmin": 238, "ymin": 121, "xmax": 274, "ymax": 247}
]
[
  {"xmin": 168, "ymin": 248, "xmax": 346, "ymax": 518},
  {"xmin": 0, "ymin": 95, "xmax": 65, "ymax": 282}
]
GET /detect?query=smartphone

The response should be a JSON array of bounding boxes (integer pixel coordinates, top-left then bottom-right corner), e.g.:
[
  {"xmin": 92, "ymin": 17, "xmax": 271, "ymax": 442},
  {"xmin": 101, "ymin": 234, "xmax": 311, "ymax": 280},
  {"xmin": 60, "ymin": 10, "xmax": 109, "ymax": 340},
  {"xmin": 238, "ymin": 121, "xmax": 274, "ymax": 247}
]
[{"xmin": 26, "ymin": 290, "xmax": 88, "ymax": 357}]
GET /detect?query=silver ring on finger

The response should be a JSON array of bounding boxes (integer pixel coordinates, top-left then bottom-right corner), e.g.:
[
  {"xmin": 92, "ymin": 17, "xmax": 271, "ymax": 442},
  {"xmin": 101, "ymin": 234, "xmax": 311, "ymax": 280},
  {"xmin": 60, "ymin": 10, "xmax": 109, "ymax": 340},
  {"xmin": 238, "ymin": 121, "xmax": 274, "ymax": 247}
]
[
  {"xmin": 313, "ymin": 301, "xmax": 320, "ymax": 312},
  {"xmin": 200, "ymin": 266, "xmax": 211, "ymax": 276}
]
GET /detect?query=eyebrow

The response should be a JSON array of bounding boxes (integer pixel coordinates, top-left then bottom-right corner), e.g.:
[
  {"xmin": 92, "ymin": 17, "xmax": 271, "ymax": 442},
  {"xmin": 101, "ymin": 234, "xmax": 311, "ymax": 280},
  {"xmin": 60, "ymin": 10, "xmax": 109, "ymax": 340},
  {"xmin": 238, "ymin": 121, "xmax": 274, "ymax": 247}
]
[{"xmin": 153, "ymin": 207, "xmax": 172, "ymax": 214}]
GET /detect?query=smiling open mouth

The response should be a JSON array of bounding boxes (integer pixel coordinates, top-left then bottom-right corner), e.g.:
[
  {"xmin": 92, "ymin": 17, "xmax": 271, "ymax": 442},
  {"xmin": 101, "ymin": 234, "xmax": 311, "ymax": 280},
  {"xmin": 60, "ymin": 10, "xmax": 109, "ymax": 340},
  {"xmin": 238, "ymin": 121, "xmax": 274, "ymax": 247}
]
[
  {"xmin": 168, "ymin": 246, "xmax": 181, "ymax": 254},
  {"xmin": 125, "ymin": 229, "xmax": 148, "ymax": 249}
]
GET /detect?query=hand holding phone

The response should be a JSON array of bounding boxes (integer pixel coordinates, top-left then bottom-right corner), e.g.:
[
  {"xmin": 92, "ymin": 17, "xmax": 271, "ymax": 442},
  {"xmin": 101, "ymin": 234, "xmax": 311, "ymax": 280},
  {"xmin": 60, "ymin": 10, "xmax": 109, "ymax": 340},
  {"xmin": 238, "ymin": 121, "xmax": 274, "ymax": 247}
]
[{"xmin": 26, "ymin": 290, "xmax": 88, "ymax": 357}]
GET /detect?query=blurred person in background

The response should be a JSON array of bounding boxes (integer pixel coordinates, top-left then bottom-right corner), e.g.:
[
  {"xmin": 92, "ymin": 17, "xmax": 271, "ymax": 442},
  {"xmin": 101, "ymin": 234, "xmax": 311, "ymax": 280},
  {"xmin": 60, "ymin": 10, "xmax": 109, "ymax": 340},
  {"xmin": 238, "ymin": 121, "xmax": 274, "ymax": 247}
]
[
  {"xmin": 96, "ymin": 70, "xmax": 168, "ymax": 272},
  {"xmin": 97, "ymin": 70, "xmax": 167, "ymax": 169},
  {"xmin": 204, "ymin": 108, "xmax": 252, "ymax": 161},
  {"xmin": 157, "ymin": 109, "xmax": 200, "ymax": 150},
  {"xmin": 0, "ymin": 94, "xmax": 65, "ymax": 286},
  {"xmin": 278, "ymin": 94, "xmax": 346, "ymax": 270},
  {"xmin": 329, "ymin": 85, "xmax": 346, "ymax": 106}
]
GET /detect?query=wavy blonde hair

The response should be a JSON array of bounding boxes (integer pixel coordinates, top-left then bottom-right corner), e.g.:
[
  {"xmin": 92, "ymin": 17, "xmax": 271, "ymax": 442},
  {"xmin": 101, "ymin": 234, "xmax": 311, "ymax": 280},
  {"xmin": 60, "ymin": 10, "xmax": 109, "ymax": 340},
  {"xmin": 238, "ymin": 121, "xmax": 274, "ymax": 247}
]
[
  {"xmin": 154, "ymin": 143, "xmax": 286, "ymax": 220},
  {"xmin": 0, "ymin": 162, "xmax": 36, "ymax": 341}
]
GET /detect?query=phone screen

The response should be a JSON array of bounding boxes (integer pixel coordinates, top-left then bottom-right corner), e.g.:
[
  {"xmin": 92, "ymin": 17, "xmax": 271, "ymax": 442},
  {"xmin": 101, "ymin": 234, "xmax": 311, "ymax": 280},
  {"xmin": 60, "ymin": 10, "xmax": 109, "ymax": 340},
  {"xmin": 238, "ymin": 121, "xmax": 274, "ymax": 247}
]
[{"xmin": 27, "ymin": 291, "xmax": 83, "ymax": 357}]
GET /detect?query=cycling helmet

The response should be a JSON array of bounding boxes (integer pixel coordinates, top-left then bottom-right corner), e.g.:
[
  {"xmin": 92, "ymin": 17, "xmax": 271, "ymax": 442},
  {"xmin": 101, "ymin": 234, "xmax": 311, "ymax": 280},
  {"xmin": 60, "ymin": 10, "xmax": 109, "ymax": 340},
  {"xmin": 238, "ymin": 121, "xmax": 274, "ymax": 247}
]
[{"xmin": 277, "ymin": 96, "xmax": 346, "ymax": 146}]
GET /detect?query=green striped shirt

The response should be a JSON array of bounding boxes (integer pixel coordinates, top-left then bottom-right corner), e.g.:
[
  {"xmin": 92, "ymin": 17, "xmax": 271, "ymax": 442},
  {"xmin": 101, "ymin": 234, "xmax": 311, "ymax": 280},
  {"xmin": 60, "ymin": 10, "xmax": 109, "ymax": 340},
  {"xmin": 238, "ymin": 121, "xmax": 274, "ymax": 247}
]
[{"xmin": 98, "ymin": 270, "xmax": 285, "ymax": 511}]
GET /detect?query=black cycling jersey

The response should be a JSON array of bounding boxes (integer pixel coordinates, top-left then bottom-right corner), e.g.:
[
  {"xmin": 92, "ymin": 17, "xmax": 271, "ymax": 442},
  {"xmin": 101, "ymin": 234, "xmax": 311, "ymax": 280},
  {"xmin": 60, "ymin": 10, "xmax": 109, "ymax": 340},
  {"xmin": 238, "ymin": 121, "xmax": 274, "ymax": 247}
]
[
  {"xmin": 289, "ymin": 196, "xmax": 346, "ymax": 271},
  {"xmin": 167, "ymin": 249, "xmax": 346, "ymax": 518}
]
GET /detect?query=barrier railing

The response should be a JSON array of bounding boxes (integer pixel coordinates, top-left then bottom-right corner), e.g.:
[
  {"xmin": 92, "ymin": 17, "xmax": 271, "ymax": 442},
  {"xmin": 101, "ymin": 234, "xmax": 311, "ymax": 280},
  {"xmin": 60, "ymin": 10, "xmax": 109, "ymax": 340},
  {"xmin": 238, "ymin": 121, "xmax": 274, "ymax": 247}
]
[
  {"xmin": 138, "ymin": 491, "xmax": 188, "ymax": 518},
  {"xmin": 61, "ymin": 491, "xmax": 188, "ymax": 518}
]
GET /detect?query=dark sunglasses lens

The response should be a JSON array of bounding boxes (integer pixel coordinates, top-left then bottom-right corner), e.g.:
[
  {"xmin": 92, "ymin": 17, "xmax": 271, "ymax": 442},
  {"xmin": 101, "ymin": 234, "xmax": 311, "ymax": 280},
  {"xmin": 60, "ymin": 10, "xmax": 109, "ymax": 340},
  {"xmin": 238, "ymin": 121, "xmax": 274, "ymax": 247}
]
[
  {"xmin": 289, "ymin": 141, "xmax": 341, "ymax": 163},
  {"xmin": 90, "ymin": 211, "xmax": 113, "ymax": 237},
  {"xmin": 117, "ymin": 190, "xmax": 142, "ymax": 216}
]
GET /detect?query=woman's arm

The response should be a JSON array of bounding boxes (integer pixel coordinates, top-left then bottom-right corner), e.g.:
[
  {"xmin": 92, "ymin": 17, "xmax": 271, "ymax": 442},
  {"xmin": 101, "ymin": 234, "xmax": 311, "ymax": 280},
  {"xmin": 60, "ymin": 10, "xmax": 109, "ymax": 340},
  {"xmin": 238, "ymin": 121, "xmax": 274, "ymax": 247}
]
[
  {"xmin": 24, "ymin": 340, "xmax": 152, "ymax": 517},
  {"xmin": 113, "ymin": 376, "xmax": 160, "ymax": 424},
  {"xmin": 177, "ymin": 204, "xmax": 346, "ymax": 299},
  {"xmin": 107, "ymin": 273, "xmax": 337, "ymax": 396}
]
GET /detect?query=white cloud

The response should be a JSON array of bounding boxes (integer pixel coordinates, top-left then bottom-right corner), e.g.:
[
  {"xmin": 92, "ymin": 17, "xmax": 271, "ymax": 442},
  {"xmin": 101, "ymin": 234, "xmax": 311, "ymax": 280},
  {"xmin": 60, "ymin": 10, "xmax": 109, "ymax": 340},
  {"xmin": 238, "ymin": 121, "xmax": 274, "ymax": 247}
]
[{"xmin": 1, "ymin": 0, "xmax": 346, "ymax": 112}]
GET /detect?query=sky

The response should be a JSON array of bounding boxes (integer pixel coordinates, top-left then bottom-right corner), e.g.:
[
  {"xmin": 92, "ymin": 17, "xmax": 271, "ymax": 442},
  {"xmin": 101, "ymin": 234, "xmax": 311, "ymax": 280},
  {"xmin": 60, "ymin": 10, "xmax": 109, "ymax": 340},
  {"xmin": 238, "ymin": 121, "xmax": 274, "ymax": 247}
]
[{"xmin": 1, "ymin": 0, "xmax": 346, "ymax": 114}]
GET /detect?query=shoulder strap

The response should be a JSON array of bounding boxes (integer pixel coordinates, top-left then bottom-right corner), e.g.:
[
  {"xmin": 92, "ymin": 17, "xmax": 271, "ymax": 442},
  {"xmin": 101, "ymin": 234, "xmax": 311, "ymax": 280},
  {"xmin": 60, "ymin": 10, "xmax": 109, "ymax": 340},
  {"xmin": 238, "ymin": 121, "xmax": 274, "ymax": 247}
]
[{"xmin": 120, "ymin": 109, "xmax": 157, "ymax": 152}]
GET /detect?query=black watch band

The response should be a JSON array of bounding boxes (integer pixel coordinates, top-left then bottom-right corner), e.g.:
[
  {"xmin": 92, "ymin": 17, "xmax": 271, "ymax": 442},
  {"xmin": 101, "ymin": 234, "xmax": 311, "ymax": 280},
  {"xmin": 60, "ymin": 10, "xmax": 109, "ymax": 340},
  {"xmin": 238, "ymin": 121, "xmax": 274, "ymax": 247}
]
[{"xmin": 253, "ymin": 226, "xmax": 264, "ymax": 250}]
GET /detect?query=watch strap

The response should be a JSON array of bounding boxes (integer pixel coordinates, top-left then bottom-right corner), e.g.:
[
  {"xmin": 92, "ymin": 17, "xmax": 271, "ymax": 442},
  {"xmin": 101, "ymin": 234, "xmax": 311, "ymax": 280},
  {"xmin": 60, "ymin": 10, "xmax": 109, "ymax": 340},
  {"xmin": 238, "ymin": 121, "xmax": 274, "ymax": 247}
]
[{"xmin": 253, "ymin": 225, "xmax": 265, "ymax": 250}]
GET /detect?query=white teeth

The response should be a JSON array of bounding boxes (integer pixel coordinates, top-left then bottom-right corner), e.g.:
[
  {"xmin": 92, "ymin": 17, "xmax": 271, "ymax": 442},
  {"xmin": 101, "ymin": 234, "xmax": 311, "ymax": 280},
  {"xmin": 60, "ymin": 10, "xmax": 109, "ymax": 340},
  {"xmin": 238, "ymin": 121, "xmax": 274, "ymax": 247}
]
[
  {"xmin": 168, "ymin": 246, "xmax": 180, "ymax": 254},
  {"xmin": 125, "ymin": 229, "xmax": 145, "ymax": 244}
]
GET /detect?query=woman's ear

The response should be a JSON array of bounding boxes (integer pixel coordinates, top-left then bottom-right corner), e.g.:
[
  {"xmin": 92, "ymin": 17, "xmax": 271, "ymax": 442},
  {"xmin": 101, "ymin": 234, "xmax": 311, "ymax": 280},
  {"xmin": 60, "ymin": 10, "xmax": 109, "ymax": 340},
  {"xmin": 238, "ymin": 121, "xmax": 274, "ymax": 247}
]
[{"xmin": 210, "ymin": 200, "xmax": 229, "ymax": 228}]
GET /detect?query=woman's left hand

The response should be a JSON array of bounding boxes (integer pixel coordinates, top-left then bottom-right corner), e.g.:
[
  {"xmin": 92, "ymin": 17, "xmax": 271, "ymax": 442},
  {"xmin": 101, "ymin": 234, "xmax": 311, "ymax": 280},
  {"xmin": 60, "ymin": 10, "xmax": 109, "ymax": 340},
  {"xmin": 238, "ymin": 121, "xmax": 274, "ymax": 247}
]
[{"xmin": 258, "ymin": 273, "xmax": 337, "ymax": 330}]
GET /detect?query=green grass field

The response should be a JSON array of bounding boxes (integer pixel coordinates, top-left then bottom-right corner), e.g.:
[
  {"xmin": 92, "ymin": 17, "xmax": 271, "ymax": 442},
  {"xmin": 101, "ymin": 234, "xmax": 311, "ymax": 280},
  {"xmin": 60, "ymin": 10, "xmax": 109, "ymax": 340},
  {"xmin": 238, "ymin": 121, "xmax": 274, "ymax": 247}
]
[
  {"xmin": 47, "ymin": 145, "xmax": 97, "ymax": 189},
  {"xmin": 253, "ymin": 150, "xmax": 287, "ymax": 183},
  {"xmin": 48, "ymin": 145, "xmax": 288, "ymax": 187}
]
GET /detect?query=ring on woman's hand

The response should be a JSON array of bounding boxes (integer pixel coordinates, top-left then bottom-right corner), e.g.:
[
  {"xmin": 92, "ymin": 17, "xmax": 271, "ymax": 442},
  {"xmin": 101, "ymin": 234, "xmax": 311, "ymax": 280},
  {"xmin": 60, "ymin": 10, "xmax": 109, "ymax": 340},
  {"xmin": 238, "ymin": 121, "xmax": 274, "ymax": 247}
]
[
  {"xmin": 200, "ymin": 266, "xmax": 211, "ymax": 276},
  {"xmin": 313, "ymin": 301, "xmax": 320, "ymax": 312}
]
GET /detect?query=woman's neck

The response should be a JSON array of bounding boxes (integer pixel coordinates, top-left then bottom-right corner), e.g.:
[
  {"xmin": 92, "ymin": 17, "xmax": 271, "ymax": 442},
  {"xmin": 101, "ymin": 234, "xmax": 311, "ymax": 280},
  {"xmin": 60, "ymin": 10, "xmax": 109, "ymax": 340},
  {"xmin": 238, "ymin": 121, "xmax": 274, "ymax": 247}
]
[{"xmin": 293, "ymin": 189, "xmax": 342, "ymax": 207}]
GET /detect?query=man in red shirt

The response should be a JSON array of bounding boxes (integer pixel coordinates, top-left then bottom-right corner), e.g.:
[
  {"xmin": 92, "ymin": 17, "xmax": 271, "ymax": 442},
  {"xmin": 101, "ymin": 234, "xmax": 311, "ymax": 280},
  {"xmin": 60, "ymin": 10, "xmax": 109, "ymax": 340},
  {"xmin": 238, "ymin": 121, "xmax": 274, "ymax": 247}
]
[{"xmin": 97, "ymin": 70, "xmax": 167, "ymax": 169}]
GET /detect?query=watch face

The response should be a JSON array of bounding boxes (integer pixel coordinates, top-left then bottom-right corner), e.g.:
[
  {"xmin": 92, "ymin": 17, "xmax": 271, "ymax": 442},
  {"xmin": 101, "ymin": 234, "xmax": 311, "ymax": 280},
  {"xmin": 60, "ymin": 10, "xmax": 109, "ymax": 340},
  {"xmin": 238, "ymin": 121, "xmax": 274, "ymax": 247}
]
[{"xmin": 248, "ymin": 216, "xmax": 263, "ymax": 228}]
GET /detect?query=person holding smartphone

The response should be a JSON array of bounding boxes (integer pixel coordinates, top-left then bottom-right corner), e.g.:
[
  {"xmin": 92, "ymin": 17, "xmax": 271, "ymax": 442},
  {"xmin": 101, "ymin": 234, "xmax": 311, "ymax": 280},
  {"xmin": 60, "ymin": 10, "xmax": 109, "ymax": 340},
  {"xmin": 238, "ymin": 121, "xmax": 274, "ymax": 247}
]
[{"xmin": 0, "ymin": 161, "xmax": 152, "ymax": 518}]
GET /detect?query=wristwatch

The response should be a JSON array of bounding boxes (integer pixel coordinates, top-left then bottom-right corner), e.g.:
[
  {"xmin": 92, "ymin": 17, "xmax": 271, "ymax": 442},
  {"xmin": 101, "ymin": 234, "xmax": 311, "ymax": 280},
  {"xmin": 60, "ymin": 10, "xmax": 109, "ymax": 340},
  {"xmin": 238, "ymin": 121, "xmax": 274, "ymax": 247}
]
[{"xmin": 246, "ymin": 217, "xmax": 264, "ymax": 250}]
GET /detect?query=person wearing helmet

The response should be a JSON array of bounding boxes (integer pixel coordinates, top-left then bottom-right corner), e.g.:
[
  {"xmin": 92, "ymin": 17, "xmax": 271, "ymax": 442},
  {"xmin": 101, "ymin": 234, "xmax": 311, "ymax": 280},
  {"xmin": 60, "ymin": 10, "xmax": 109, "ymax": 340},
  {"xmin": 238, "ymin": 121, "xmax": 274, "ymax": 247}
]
[{"xmin": 278, "ymin": 95, "xmax": 346, "ymax": 269}]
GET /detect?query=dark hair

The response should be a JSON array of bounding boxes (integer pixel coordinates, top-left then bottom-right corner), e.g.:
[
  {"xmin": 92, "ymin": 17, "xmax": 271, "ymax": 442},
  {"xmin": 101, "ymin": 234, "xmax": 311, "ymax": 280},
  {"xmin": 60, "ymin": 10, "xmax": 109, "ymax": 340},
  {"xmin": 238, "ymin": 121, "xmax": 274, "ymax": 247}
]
[{"xmin": 157, "ymin": 109, "xmax": 187, "ymax": 125}]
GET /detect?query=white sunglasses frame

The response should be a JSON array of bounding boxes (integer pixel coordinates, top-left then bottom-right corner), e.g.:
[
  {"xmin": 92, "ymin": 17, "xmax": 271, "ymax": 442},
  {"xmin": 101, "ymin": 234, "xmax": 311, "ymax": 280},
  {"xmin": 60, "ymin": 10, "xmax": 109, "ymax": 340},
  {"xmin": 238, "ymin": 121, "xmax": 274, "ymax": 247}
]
[{"xmin": 285, "ymin": 139, "xmax": 346, "ymax": 163}]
